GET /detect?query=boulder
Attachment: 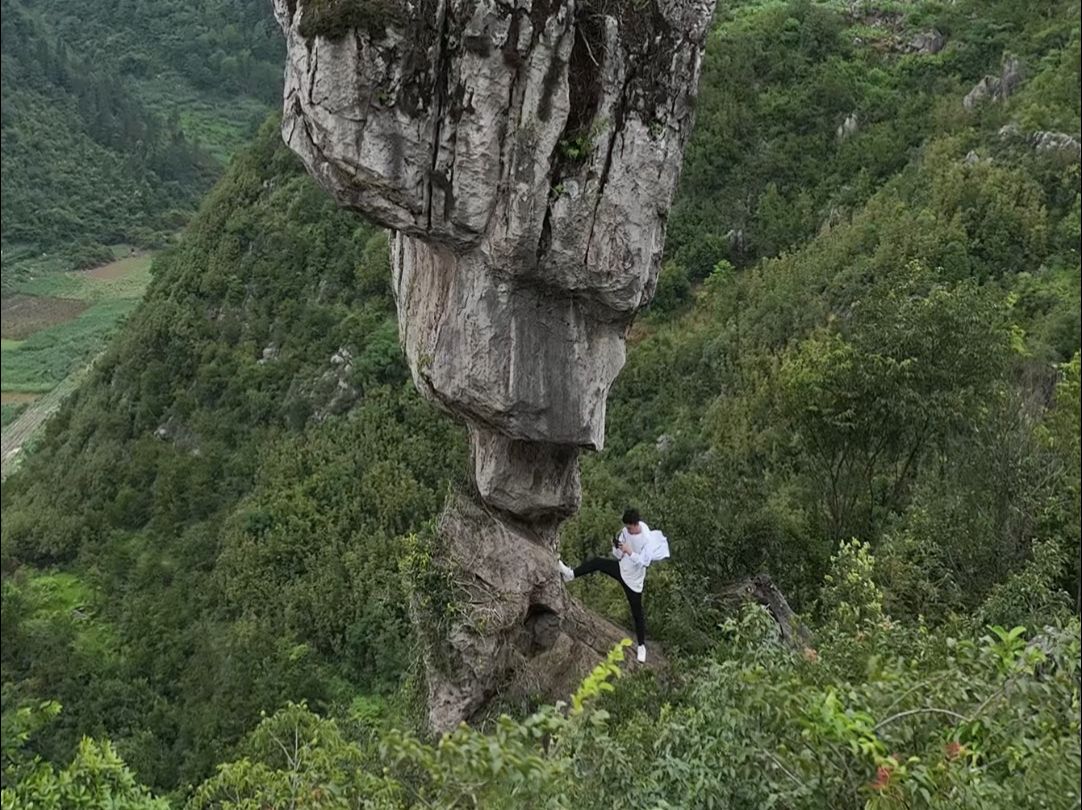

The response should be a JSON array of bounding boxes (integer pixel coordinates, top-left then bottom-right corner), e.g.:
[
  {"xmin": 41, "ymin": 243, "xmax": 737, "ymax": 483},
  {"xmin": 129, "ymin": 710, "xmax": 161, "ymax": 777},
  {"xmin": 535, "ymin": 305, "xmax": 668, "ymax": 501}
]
[{"xmin": 906, "ymin": 29, "xmax": 945, "ymax": 55}]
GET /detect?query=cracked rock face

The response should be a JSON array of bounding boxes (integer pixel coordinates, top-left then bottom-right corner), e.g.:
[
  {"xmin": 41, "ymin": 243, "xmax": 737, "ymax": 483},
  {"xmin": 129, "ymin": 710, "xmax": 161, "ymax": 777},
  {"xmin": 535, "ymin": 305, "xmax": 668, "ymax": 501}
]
[
  {"xmin": 276, "ymin": 0, "xmax": 715, "ymax": 484},
  {"xmin": 419, "ymin": 493, "xmax": 653, "ymax": 731},
  {"xmin": 275, "ymin": 0, "xmax": 714, "ymax": 727}
]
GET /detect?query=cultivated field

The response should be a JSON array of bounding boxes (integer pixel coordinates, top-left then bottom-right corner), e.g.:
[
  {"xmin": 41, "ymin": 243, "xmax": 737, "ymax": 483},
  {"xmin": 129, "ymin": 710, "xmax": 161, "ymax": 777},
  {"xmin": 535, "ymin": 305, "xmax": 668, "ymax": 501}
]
[
  {"xmin": 1, "ymin": 294, "xmax": 89, "ymax": 340},
  {"xmin": 1, "ymin": 249, "xmax": 155, "ymax": 468},
  {"xmin": 16, "ymin": 252, "xmax": 154, "ymax": 302}
]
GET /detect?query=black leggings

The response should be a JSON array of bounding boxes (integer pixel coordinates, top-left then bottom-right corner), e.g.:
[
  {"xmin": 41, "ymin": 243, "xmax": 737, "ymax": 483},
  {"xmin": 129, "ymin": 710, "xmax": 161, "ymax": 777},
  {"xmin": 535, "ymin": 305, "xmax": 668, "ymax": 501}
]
[{"xmin": 573, "ymin": 558, "xmax": 646, "ymax": 645}]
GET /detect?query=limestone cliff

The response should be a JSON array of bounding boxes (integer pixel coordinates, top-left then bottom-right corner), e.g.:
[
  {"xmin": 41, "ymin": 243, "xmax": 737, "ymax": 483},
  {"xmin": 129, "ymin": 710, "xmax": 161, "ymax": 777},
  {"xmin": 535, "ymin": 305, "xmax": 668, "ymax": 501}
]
[{"xmin": 275, "ymin": 0, "xmax": 716, "ymax": 729}]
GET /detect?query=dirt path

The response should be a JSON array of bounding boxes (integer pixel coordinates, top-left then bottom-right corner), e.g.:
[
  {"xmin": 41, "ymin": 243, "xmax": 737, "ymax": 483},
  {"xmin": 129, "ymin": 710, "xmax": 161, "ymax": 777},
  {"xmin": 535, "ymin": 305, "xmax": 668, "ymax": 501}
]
[{"xmin": 1, "ymin": 370, "xmax": 86, "ymax": 481}]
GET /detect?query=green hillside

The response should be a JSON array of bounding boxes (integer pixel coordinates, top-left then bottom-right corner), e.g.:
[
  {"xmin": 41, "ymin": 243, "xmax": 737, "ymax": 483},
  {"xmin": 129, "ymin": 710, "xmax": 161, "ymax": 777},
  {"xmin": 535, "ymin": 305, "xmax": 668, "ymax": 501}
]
[
  {"xmin": 1, "ymin": 0, "xmax": 1079, "ymax": 807},
  {"xmin": 0, "ymin": 0, "xmax": 279, "ymax": 283}
]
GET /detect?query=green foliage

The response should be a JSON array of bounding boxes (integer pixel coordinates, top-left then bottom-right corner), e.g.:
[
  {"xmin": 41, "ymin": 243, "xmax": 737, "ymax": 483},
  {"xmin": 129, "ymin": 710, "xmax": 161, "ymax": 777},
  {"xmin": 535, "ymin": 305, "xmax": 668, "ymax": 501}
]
[
  {"xmin": 819, "ymin": 539, "xmax": 886, "ymax": 630},
  {"xmin": 398, "ymin": 524, "xmax": 464, "ymax": 673},
  {"xmin": 298, "ymin": 0, "xmax": 407, "ymax": 41},
  {"xmin": 356, "ymin": 231, "xmax": 393, "ymax": 303},
  {"xmin": 2, "ymin": 120, "xmax": 465, "ymax": 790},
  {"xmin": 978, "ymin": 540, "xmax": 1073, "ymax": 629},
  {"xmin": 58, "ymin": 613, "xmax": 1081, "ymax": 810},
  {"xmin": 1, "ymin": 739, "xmax": 169, "ymax": 809},
  {"xmin": 778, "ymin": 263, "xmax": 1013, "ymax": 540},
  {"xmin": 0, "ymin": 0, "xmax": 277, "ymax": 275},
  {"xmin": 556, "ymin": 125, "xmax": 599, "ymax": 164},
  {"xmin": 1, "ymin": 403, "xmax": 28, "ymax": 427},
  {"xmin": 667, "ymin": 0, "xmax": 1081, "ymax": 276},
  {"xmin": 2, "ymin": 702, "xmax": 168, "ymax": 809},
  {"xmin": 1042, "ymin": 353, "xmax": 1082, "ymax": 607},
  {"xmin": 648, "ymin": 261, "xmax": 692, "ymax": 314},
  {"xmin": 562, "ymin": 0, "xmax": 1080, "ymax": 637},
  {"xmin": 192, "ymin": 643, "xmax": 632, "ymax": 809},
  {"xmin": 563, "ymin": 607, "xmax": 1080, "ymax": 809},
  {"xmin": 187, "ymin": 703, "xmax": 402, "ymax": 810}
]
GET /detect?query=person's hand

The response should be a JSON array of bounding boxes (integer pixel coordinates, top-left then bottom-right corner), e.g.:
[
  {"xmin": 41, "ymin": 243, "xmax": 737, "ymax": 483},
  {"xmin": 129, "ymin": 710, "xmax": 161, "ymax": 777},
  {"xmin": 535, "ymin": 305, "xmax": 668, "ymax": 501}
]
[{"xmin": 619, "ymin": 542, "xmax": 632, "ymax": 555}]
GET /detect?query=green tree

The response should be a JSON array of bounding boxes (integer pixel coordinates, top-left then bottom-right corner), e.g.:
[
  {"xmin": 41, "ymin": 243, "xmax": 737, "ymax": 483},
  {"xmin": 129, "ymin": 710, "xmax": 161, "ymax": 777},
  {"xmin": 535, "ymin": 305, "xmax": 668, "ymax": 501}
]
[
  {"xmin": 2, "ymin": 702, "xmax": 167, "ymax": 810},
  {"xmin": 779, "ymin": 264, "xmax": 1013, "ymax": 540}
]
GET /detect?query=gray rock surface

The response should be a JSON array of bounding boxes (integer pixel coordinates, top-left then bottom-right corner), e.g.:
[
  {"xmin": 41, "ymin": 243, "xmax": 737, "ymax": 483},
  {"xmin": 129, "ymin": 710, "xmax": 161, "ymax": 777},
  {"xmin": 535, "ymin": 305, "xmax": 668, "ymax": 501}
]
[
  {"xmin": 964, "ymin": 55, "xmax": 1023, "ymax": 110},
  {"xmin": 998, "ymin": 124, "xmax": 1081, "ymax": 161},
  {"xmin": 906, "ymin": 29, "xmax": 945, "ymax": 55},
  {"xmin": 1029, "ymin": 130, "xmax": 1082, "ymax": 160},
  {"xmin": 275, "ymin": 0, "xmax": 713, "ymax": 727},
  {"xmin": 391, "ymin": 233, "xmax": 624, "ymax": 450},
  {"xmin": 836, "ymin": 112, "xmax": 859, "ymax": 142},
  {"xmin": 470, "ymin": 426, "xmax": 582, "ymax": 520},
  {"xmin": 275, "ymin": 0, "xmax": 715, "ymax": 474},
  {"xmin": 415, "ymin": 493, "xmax": 658, "ymax": 732}
]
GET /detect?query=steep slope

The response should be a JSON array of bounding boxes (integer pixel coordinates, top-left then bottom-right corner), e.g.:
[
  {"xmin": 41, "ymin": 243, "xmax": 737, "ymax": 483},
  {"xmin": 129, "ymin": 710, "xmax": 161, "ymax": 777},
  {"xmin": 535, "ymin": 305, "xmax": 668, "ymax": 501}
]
[
  {"xmin": 0, "ymin": 0, "xmax": 280, "ymax": 279},
  {"xmin": 1, "ymin": 120, "xmax": 466, "ymax": 788},
  {"xmin": 562, "ymin": 0, "xmax": 1080, "ymax": 638},
  {"xmin": 668, "ymin": 0, "xmax": 1081, "ymax": 276}
]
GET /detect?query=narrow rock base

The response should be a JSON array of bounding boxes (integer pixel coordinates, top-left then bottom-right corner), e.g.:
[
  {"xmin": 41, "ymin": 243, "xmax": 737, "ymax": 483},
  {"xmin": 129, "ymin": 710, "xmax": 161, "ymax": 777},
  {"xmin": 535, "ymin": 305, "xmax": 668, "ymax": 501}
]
[{"xmin": 409, "ymin": 492, "xmax": 659, "ymax": 732}]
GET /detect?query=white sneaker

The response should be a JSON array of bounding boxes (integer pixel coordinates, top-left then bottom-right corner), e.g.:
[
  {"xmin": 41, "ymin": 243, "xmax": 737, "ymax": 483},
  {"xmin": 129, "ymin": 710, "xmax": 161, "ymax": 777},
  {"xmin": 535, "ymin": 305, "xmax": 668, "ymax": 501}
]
[
  {"xmin": 558, "ymin": 560, "xmax": 575, "ymax": 582},
  {"xmin": 636, "ymin": 644, "xmax": 647, "ymax": 663}
]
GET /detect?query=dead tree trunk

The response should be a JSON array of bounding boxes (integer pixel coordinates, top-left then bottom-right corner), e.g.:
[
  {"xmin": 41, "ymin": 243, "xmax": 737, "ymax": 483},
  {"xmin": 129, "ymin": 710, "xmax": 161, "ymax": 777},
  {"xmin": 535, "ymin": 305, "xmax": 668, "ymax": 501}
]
[{"xmin": 718, "ymin": 574, "xmax": 814, "ymax": 652}]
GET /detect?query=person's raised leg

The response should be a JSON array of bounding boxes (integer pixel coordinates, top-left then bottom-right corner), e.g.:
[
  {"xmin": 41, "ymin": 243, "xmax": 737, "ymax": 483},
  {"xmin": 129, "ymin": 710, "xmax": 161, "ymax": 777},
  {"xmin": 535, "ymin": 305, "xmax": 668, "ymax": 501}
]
[{"xmin": 558, "ymin": 556, "xmax": 621, "ymax": 583}]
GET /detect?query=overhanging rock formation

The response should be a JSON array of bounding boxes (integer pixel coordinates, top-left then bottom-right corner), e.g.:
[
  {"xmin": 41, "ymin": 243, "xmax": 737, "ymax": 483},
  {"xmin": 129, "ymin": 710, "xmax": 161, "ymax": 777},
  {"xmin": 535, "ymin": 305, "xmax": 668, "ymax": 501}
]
[{"xmin": 275, "ymin": 0, "xmax": 717, "ymax": 729}]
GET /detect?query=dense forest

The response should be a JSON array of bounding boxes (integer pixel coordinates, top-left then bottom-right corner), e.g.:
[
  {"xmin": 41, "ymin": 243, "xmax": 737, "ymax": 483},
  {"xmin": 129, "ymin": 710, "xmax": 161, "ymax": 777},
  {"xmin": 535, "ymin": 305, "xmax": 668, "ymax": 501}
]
[
  {"xmin": 1, "ymin": 0, "xmax": 1080, "ymax": 807},
  {"xmin": 0, "ymin": 0, "xmax": 280, "ymax": 283}
]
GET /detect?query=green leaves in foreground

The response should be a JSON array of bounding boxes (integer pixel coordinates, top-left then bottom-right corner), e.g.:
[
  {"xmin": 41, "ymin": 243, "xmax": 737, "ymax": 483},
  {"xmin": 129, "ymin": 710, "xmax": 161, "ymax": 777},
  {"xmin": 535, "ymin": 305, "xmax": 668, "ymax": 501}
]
[
  {"xmin": 14, "ymin": 610, "xmax": 1079, "ymax": 810},
  {"xmin": 1, "ymin": 701, "xmax": 167, "ymax": 810}
]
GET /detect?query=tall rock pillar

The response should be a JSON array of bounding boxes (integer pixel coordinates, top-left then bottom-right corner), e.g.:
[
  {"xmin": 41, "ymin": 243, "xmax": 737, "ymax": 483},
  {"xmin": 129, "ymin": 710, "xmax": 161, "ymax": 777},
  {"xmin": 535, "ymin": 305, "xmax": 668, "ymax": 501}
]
[{"xmin": 275, "ymin": 0, "xmax": 717, "ymax": 730}]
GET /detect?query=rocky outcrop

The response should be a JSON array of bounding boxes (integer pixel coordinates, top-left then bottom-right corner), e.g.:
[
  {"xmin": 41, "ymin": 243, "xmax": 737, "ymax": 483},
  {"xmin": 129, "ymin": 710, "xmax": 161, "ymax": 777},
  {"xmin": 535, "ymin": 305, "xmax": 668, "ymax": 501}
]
[
  {"xmin": 415, "ymin": 493, "xmax": 659, "ymax": 731},
  {"xmin": 964, "ymin": 55, "xmax": 1023, "ymax": 110},
  {"xmin": 275, "ymin": 0, "xmax": 715, "ymax": 728},
  {"xmin": 469, "ymin": 427, "xmax": 582, "ymax": 520},
  {"xmin": 998, "ymin": 124, "xmax": 1082, "ymax": 161},
  {"xmin": 258, "ymin": 343, "xmax": 279, "ymax": 364},
  {"xmin": 1028, "ymin": 130, "xmax": 1081, "ymax": 161},
  {"xmin": 836, "ymin": 112, "xmax": 858, "ymax": 142},
  {"xmin": 905, "ymin": 29, "xmax": 944, "ymax": 55},
  {"xmin": 276, "ymin": 0, "xmax": 715, "ymax": 467},
  {"xmin": 311, "ymin": 346, "xmax": 361, "ymax": 420}
]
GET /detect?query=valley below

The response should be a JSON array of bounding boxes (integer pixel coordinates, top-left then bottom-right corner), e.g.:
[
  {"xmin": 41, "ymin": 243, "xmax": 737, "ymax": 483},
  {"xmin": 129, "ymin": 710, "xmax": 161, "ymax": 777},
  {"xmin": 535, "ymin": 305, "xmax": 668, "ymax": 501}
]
[{"xmin": 1, "ymin": 248, "xmax": 154, "ymax": 476}]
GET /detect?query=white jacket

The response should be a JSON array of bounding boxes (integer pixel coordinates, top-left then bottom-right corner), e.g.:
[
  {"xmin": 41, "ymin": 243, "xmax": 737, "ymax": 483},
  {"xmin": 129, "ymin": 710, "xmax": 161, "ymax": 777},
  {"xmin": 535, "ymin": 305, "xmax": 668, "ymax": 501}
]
[{"xmin": 612, "ymin": 522, "xmax": 669, "ymax": 593}]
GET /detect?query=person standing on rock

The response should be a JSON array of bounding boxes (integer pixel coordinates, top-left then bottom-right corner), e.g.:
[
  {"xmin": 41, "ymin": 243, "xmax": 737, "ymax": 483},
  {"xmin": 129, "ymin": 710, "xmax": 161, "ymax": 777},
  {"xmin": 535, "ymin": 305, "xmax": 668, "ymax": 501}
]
[{"xmin": 558, "ymin": 508, "xmax": 668, "ymax": 664}]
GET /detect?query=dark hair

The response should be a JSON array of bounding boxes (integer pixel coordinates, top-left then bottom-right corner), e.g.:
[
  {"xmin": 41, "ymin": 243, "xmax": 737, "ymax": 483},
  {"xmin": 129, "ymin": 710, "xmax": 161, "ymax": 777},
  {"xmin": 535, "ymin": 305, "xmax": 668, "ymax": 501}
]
[{"xmin": 622, "ymin": 508, "xmax": 640, "ymax": 525}]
